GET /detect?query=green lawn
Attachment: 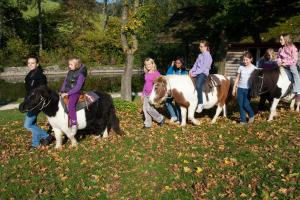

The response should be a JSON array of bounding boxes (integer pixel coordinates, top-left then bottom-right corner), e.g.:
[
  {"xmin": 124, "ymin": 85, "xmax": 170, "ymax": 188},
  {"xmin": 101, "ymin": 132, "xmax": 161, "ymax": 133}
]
[{"xmin": 0, "ymin": 99, "xmax": 299, "ymax": 199}]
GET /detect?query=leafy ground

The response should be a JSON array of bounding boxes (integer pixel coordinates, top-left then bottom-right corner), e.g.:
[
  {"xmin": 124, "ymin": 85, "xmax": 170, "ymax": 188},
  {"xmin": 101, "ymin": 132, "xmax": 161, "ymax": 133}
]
[{"xmin": 0, "ymin": 99, "xmax": 299, "ymax": 199}]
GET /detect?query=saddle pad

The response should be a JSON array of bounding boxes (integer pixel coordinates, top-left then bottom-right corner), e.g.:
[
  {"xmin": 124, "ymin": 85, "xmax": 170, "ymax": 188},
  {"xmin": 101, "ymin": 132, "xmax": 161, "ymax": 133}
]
[{"xmin": 61, "ymin": 91, "xmax": 99, "ymax": 113}]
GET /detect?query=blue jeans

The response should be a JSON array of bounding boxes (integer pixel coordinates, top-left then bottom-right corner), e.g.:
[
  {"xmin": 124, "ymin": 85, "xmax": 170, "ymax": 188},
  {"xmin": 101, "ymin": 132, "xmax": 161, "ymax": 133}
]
[
  {"xmin": 284, "ymin": 65, "xmax": 300, "ymax": 93},
  {"xmin": 24, "ymin": 112, "xmax": 49, "ymax": 147},
  {"xmin": 165, "ymin": 97, "xmax": 181, "ymax": 121},
  {"xmin": 237, "ymin": 88, "xmax": 254, "ymax": 122},
  {"xmin": 195, "ymin": 73, "xmax": 207, "ymax": 104}
]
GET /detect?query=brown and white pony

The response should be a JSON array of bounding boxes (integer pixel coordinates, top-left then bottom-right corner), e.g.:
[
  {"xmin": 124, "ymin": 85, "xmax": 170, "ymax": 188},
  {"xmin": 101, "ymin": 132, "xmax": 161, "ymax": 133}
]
[{"xmin": 149, "ymin": 74, "xmax": 231, "ymax": 126}]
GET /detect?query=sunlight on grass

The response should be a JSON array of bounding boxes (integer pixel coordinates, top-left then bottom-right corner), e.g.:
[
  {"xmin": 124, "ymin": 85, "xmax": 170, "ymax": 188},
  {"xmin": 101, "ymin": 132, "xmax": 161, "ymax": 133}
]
[{"xmin": 0, "ymin": 99, "xmax": 299, "ymax": 199}]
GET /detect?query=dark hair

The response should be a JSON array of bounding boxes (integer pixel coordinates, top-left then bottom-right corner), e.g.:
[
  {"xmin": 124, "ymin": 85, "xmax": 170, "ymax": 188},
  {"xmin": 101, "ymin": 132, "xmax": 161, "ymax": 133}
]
[
  {"xmin": 27, "ymin": 55, "xmax": 39, "ymax": 63},
  {"xmin": 174, "ymin": 56, "xmax": 186, "ymax": 70},
  {"xmin": 243, "ymin": 51, "xmax": 253, "ymax": 59}
]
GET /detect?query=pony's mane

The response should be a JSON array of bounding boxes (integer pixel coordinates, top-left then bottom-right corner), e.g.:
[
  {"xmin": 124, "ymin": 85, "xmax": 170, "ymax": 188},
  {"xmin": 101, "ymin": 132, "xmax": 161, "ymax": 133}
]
[{"xmin": 249, "ymin": 67, "xmax": 280, "ymax": 97}]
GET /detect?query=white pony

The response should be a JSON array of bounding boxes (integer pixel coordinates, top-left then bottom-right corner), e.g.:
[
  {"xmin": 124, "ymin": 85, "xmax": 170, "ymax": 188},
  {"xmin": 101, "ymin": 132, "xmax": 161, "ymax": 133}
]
[{"xmin": 149, "ymin": 74, "xmax": 231, "ymax": 126}]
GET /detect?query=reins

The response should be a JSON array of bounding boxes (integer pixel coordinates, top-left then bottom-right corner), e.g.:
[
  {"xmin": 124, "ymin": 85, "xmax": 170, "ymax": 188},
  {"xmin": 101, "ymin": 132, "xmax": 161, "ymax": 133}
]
[{"xmin": 25, "ymin": 96, "xmax": 51, "ymax": 112}]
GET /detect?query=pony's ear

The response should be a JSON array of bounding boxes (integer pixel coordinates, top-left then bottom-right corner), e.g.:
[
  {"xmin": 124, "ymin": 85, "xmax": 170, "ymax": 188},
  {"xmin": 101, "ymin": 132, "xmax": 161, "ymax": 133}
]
[{"xmin": 35, "ymin": 85, "xmax": 51, "ymax": 99}]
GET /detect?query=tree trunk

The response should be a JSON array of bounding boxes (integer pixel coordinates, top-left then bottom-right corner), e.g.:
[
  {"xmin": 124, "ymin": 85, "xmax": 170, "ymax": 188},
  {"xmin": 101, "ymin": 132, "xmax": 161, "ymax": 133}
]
[
  {"xmin": 102, "ymin": 0, "xmax": 109, "ymax": 29},
  {"xmin": 216, "ymin": 30, "xmax": 228, "ymax": 75},
  {"xmin": 120, "ymin": 0, "xmax": 139, "ymax": 101},
  {"xmin": 37, "ymin": 0, "xmax": 43, "ymax": 54},
  {"xmin": 121, "ymin": 53, "xmax": 134, "ymax": 100}
]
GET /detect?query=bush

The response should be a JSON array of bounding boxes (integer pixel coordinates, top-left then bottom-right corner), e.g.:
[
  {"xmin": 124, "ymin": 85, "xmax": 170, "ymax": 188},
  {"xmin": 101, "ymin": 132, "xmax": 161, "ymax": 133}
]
[{"xmin": 5, "ymin": 37, "xmax": 31, "ymax": 66}]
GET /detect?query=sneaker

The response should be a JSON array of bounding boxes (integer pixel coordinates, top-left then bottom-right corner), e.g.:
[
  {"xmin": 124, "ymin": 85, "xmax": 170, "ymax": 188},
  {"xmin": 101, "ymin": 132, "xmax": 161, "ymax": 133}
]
[
  {"xmin": 41, "ymin": 135, "xmax": 55, "ymax": 146},
  {"xmin": 195, "ymin": 104, "xmax": 204, "ymax": 113},
  {"xmin": 142, "ymin": 126, "xmax": 151, "ymax": 129},
  {"xmin": 158, "ymin": 118, "xmax": 165, "ymax": 126},
  {"xmin": 248, "ymin": 117, "xmax": 255, "ymax": 123},
  {"xmin": 240, "ymin": 122, "xmax": 247, "ymax": 125},
  {"xmin": 170, "ymin": 117, "xmax": 178, "ymax": 123},
  {"xmin": 28, "ymin": 146, "xmax": 38, "ymax": 151}
]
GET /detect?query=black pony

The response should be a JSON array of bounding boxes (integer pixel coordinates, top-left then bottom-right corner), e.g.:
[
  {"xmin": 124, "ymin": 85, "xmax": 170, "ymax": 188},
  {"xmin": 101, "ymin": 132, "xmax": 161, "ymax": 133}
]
[
  {"xmin": 249, "ymin": 67, "xmax": 299, "ymax": 121},
  {"xmin": 19, "ymin": 85, "xmax": 123, "ymax": 148}
]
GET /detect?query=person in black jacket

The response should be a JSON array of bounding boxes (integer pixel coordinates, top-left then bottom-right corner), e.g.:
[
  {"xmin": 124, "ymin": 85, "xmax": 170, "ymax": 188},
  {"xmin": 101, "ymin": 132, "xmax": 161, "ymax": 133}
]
[{"xmin": 23, "ymin": 56, "xmax": 53, "ymax": 149}]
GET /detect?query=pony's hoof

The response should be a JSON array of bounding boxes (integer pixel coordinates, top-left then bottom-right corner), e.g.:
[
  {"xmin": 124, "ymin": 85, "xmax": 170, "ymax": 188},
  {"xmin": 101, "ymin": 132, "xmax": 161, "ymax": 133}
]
[
  {"xmin": 193, "ymin": 120, "xmax": 200, "ymax": 125},
  {"xmin": 54, "ymin": 145, "xmax": 62, "ymax": 149},
  {"xmin": 211, "ymin": 118, "xmax": 217, "ymax": 124},
  {"xmin": 94, "ymin": 135, "xmax": 101, "ymax": 139},
  {"xmin": 180, "ymin": 123, "xmax": 187, "ymax": 127},
  {"xmin": 70, "ymin": 143, "xmax": 78, "ymax": 148}
]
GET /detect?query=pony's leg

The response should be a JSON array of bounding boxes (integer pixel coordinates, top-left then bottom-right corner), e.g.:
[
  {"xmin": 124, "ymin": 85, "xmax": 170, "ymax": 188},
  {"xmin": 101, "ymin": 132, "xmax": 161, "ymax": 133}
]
[
  {"xmin": 188, "ymin": 101, "xmax": 200, "ymax": 125},
  {"xmin": 65, "ymin": 128, "xmax": 78, "ymax": 147},
  {"xmin": 222, "ymin": 104, "xmax": 227, "ymax": 117},
  {"xmin": 268, "ymin": 98, "xmax": 280, "ymax": 121},
  {"xmin": 53, "ymin": 128, "xmax": 63, "ymax": 149},
  {"xmin": 296, "ymin": 101, "xmax": 300, "ymax": 112},
  {"xmin": 211, "ymin": 105, "xmax": 223, "ymax": 124},
  {"xmin": 290, "ymin": 99, "xmax": 295, "ymax": 111},
  {"xmin": 102, "ymin": 127, "xmax": 108, "ymax": 138},
  {"xmin": 180, "ymin": 106, "xmax": 187, "ymax": 126}
]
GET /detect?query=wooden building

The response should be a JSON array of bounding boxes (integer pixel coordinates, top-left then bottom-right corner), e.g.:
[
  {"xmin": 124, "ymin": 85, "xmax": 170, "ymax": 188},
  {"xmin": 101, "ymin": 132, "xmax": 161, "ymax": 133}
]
[{"xmin": 224, "ymin": 42, "xmax": 300, "ymax": 78}]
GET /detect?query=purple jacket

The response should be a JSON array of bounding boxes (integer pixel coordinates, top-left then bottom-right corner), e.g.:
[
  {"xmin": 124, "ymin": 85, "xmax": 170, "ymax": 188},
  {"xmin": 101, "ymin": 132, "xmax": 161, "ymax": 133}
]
[
  {"xmin": 190, "ymin": 51, "xmax": 213, "ymax": 77},
  {"xmin": 60, "ymin": 64, "xmax": 87, "ymax": 96}
]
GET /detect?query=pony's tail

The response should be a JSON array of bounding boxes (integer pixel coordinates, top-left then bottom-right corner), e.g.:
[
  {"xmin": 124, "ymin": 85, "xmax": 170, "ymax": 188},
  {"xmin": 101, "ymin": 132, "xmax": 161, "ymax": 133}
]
[
  {"xmin": 226, "ymin": 76, "xmax": 235, "ymax": 103},
  {"xmin": 109, "ymin": 105, "xmax": 124, "ymax": 136}
]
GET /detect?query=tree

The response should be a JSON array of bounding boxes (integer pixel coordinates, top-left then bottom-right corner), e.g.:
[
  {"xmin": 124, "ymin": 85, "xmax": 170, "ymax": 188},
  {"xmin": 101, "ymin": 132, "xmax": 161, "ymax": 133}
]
[
  {"xmin": 37, "ymin": 0, "xmax": 43, "ymax": 53},
  {"xmin": 120, "ymin": 0, "xmax": 139, "ymax": 101}
]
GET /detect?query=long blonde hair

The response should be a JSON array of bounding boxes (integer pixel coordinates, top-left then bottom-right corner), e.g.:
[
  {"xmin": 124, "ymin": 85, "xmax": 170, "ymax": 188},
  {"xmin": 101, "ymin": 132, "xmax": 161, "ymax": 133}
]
[
  {"xmin": 144, "ymin": 57, "xmax": 157, "ymax": 73},
  {"xmin": 264, "ymin": 48, "xmax": 275, "ymax": 60},
  {"xmin": 281, "ymin": 34, "xmax": 294, "ymax": 46}
]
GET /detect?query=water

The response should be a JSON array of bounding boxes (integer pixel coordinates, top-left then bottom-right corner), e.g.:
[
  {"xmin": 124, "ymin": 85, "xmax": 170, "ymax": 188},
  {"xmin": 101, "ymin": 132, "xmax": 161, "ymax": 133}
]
[{"xmin": 0, "ymin": 73, "xmax": 144, "ymax": 105}]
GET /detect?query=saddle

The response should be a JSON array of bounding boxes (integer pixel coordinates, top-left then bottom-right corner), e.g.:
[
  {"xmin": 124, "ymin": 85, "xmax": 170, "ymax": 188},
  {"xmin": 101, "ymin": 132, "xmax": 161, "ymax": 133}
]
[
  {"xmin": 61, "ymin": 91, "xmax": 99, "ymax": 113},
  {"xmin": 191, "ymin": 74, "xmax": 221, "ymax": 101},
  {"xmin": 203, "ymin": 74, "xmax": 221, "ymax": 94}
]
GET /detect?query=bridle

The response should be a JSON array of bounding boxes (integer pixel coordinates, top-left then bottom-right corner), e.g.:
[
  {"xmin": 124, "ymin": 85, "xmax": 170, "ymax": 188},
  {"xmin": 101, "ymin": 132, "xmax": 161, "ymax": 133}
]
[{"xmin": 25, "ymin": 96, "xmax": 51, "ymax": 112}]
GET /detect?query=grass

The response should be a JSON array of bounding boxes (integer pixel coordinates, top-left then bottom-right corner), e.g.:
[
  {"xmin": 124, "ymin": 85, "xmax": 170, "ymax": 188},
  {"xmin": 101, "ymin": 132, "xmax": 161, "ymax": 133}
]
[{"xmin": 0, "ymin": 99, "xmax": 299, "ymax": 199}]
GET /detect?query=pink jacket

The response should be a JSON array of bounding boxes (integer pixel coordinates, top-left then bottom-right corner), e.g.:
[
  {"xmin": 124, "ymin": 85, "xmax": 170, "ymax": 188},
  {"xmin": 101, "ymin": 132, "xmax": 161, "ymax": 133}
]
[{"xmin": 276, "ymin": 45, "xmax": 298, "ymax": 66}]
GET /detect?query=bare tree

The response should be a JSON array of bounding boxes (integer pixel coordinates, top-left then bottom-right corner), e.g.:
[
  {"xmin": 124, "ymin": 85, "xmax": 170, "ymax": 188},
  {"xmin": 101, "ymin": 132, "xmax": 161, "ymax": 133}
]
[
  {"xmin": 120, "ymin": 0, "xmax": 139, "ymax": 101},
  {"xmin": 102, "ymin": 0, "xmax": 109, "ymax": 29},
  {"xmin": 37, "ymin": 0, "xmax": 43, "ymax": 54}
]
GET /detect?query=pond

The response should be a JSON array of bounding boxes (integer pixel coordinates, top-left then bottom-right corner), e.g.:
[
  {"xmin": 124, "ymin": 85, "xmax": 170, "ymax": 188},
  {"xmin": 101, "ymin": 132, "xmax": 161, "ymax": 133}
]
[{"xmin": 0, "ymin": 73, "xmax": 144, "ymax": 105}]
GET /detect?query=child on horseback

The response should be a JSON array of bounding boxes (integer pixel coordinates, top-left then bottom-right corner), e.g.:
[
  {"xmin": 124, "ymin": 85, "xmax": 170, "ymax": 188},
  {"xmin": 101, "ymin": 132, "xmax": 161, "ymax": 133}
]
[
  {"xmin": 142, "ymin": 58, "xmax": 164, "ymax": 128},
  {"xmin": 232, "ymin": 52, "xmax": 256, "ymax": 124},
  {"xmin": 189, "ymin": 40, "xmax": 213, "ymax": 113},
  {"xmin": 60, "ymin": 57, "xmax": 87, "ymax": 135},
  {"xmin": 276, "ymin": 34, "xmax": 300, "ymax": 100},
  {"xmin": 166, "ymin": 57, "xmax": 188, "ymax": 124},
  {"xmin": 258, "ymin": 48, "xmax": 277, "ymax": 70},
  {"xmin": 257, "ymin": 49, "xmax": 277, "ymax": 112},
  {"xmin": 23, "ymin": 56, "xmax": 53, "ymax": 149}
]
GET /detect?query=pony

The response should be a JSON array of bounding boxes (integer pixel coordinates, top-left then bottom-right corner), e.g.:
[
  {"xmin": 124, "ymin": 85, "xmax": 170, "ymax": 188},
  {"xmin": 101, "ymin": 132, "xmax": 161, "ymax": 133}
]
[
  {"xmin": 249, "ymin": 67, "xmax": 300, "ymax": 121},
  {"xmin": 149, "ymin": 74, "xmax": 231, "ymax": 126},
  {"xmin": 19, "ymin": 85, "xmax": 123, "ymax": 148}
]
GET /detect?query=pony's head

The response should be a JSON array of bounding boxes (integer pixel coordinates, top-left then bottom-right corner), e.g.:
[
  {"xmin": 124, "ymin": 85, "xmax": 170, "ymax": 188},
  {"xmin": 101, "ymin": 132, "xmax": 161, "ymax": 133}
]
[
  {"xmin": 149, "ymin": 76, "xmax": 169, "ymax": 105},
  {"xmin": 19, "ymin": 85, "xmax": 52, "ymax": 114},
  {"xmin": 249, "ymin": 69, "xmax": 264, "ymax": 98}
]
